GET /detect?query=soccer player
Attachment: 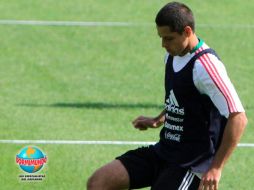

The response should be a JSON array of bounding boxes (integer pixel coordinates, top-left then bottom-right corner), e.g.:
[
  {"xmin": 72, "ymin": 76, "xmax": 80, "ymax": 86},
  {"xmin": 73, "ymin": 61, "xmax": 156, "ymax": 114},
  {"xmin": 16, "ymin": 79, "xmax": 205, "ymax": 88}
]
[{"xmin": 87, "ymin": 2, "xmax": 247, "ymax": 190}]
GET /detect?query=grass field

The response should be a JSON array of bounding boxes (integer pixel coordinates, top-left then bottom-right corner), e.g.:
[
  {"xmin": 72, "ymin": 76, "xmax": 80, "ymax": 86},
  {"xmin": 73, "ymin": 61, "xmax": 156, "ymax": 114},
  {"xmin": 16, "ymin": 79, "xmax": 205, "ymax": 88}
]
[{"xmin": 0, "ymin": 0, "xmax": 253, "ymax": 189}]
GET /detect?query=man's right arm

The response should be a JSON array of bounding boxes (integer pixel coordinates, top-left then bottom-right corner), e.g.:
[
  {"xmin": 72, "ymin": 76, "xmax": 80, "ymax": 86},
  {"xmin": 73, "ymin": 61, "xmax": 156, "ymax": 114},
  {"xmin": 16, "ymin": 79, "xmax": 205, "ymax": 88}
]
[{"xmin": 132, "ymin": 109, "xmax": 166, "ymax": 130}]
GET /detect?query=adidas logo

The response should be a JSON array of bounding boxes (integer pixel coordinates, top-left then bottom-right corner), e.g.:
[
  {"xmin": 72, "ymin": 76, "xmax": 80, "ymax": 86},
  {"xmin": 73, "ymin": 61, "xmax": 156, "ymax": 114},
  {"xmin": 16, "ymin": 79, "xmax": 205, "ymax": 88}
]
[{"xmin": 165, "ymin": 90, "xmax": 185, "ymax": 116}]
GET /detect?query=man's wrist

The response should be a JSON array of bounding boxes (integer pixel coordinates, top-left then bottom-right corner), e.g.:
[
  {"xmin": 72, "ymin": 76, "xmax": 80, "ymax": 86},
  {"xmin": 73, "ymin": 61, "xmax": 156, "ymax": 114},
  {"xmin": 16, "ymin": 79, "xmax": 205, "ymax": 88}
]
[{"xmin": 153, "ymin": 116, "xmax": 164, "ymax": 127}]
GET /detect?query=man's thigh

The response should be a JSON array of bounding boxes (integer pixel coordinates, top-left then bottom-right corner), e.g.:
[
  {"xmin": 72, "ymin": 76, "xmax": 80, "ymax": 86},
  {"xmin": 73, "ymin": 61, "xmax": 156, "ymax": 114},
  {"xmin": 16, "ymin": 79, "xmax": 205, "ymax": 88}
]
[
  {"xmin": 88, "ymin": 159, "xmax": 130, "ymax": 189},
  {"xmin": 116, "ymin": 146, "xmax": 162, "ymax": 189}
]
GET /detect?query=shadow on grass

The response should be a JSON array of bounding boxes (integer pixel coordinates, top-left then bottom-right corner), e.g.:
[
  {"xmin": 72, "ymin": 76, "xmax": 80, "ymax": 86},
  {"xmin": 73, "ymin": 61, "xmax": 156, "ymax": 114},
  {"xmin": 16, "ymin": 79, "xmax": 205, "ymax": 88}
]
[{"xmin": 18, "ymin": 102, "xmax": 164, "ymax": 110}]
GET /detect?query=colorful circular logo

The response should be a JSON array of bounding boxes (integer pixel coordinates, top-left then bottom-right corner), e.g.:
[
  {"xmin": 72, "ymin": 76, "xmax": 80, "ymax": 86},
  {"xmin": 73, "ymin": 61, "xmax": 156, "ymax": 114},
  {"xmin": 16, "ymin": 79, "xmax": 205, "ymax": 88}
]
[{"xmin": 16, "ymin": 146, "xmax": 47, "ymax": 173}]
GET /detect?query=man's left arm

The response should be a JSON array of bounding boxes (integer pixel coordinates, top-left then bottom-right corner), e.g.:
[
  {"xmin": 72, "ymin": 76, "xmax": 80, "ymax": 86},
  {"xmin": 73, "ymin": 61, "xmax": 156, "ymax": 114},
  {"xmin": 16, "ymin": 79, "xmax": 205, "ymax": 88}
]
[{"xmin": 198, "ymin": 112, "xmax": 248, "ymax": 190}]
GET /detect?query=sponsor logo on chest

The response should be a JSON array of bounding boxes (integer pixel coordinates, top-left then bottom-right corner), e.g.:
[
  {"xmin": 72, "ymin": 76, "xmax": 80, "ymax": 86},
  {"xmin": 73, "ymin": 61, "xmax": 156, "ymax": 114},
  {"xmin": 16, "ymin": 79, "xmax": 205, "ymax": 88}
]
[
  {"xmin": 164, "ymin": 90, "xmax": 185, "ymax": 142},
  {"xmin": 165, "ymin": 90, "xmax": 185, "ymax": 116}
]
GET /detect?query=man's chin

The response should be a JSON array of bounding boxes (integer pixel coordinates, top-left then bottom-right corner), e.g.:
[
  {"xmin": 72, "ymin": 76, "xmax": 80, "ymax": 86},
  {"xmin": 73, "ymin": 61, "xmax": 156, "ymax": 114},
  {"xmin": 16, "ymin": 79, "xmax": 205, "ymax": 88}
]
[{"xmin": 167, "ymin": 50, "xmax": 177, "ymax": 56}]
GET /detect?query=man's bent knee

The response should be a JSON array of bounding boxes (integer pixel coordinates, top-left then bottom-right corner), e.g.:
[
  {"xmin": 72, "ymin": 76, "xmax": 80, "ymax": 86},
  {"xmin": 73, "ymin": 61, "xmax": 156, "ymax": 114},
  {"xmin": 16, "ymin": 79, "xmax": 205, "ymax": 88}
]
[{"xmin": 87, "ymin": 160, "xmax": 130, "ymax": 190}]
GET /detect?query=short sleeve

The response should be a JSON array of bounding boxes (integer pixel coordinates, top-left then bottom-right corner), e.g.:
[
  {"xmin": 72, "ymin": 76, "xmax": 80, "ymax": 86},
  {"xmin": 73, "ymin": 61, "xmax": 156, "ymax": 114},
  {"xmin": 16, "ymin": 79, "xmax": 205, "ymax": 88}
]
[{"xmin": 193, "ymin": 54, "xmax": 245, "ymax": 118}]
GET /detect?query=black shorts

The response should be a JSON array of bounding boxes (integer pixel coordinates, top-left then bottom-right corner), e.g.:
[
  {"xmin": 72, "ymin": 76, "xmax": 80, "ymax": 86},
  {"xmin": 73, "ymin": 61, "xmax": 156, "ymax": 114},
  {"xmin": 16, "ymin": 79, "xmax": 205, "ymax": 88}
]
[{"xmin": 116, "ymin": 145, "xmax": 200, "ymax": 190}]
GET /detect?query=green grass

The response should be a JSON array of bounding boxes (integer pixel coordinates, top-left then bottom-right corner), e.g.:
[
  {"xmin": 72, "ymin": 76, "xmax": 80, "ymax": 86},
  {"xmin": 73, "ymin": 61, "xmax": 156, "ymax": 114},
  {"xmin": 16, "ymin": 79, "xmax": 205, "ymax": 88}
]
[{"xmin": 0, "ymin": 0, "xmax": 253, "ymax": 189}]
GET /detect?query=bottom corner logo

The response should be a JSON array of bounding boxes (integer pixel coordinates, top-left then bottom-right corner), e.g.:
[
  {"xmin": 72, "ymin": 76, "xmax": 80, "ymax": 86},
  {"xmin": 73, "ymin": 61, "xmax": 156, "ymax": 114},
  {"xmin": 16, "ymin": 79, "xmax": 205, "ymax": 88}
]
[{"xmin": 16, "ymin": 146, "xmax": 47, "ymax": 173}]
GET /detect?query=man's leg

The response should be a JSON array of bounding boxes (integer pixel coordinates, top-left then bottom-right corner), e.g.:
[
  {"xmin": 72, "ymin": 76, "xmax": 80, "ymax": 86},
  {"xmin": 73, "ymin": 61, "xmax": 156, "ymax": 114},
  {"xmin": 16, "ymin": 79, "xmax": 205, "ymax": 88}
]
[{"xmin": 87, "ymin": 159, "xmax": 130, "ymax": 190}]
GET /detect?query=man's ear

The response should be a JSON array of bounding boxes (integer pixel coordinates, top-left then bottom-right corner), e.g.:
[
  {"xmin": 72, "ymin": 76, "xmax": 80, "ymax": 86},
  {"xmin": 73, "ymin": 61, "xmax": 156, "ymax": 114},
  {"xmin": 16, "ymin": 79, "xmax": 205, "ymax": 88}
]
[{"xmin": 183, "ymin": 26, "xmax": 193, "ymax": 37}]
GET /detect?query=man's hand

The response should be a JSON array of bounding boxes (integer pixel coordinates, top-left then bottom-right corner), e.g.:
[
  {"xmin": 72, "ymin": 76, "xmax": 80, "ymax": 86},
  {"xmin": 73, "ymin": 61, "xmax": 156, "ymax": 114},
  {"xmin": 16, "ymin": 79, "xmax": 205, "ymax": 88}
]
[
  {"xmin": 132, "ymin": 116, "xmax": 161, "ymax": 130},
  {"xmin": 198, "ymin": 168, "xmax": 222, "ymax": 190}
]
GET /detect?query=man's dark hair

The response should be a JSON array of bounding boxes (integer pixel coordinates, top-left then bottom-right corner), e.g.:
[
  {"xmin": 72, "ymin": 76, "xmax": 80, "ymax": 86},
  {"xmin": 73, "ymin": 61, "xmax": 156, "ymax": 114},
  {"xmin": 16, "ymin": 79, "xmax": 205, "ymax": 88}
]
[{"xmin": 155, "ymin": 2, "xmax": 195, "ymax": 34}]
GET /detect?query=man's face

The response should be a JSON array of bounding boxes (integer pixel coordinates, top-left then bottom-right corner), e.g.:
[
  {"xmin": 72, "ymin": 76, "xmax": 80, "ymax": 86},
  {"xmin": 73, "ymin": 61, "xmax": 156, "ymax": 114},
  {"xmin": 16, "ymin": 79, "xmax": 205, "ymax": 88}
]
[{"xmin": 157, "ymin": 26, "xmax": 189, "ymax": 56}]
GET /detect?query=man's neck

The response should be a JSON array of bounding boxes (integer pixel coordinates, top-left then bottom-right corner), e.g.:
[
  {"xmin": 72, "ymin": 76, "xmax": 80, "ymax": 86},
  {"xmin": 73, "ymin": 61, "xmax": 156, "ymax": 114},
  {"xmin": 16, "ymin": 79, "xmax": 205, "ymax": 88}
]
[
  {"xmin": 179, "ymin": 34, "xmax": 199, "ymax": 56},
  {"xmin": 189, "ymin": 34, "xmax": 199, "ymax": 50}
]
